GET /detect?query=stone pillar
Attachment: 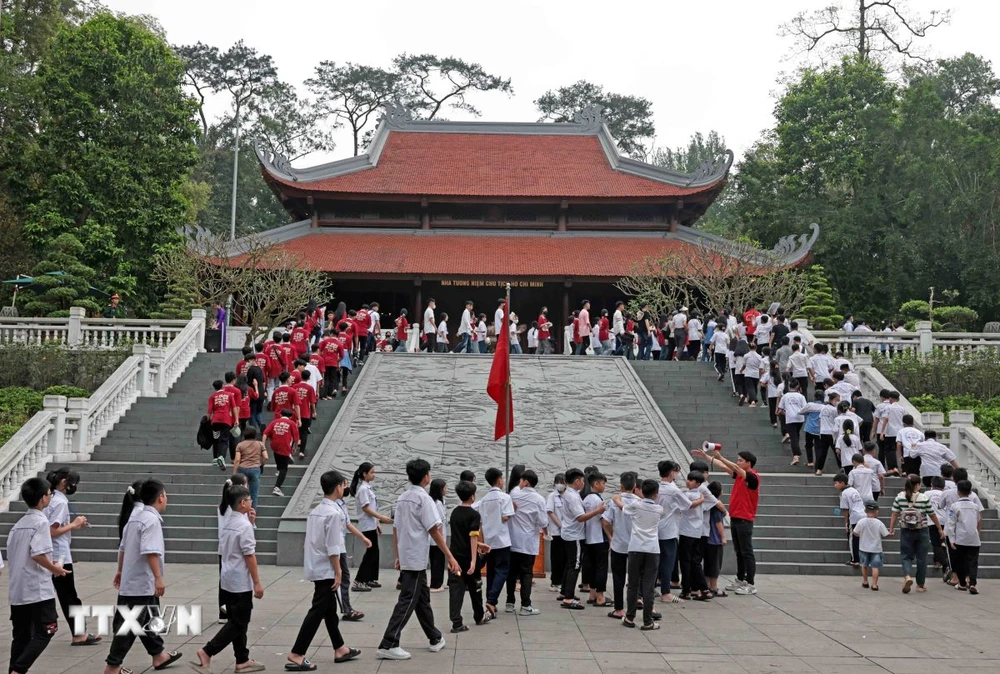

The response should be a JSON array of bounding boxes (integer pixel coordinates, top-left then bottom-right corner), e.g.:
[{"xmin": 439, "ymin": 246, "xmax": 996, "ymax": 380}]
[
  {"xmin": 562, "ymin": 281, "xmax": 571, "ymax": 354},
  {"xmin": 149, "ymin": 348, "xmax": 166, "ymax": 396},
  {"xmin": 132, "ymin": 344, "xmax": 151, "ymax": 396},
  {"xmin": 191, "ymin": 308, "xmax": 207, "ymax": 353},
  {"xmin": 916, "ymin": 321, "xmax": 933, "ymax": 354},
  {"xmin": 68, "ymin": 307, "xmax": 85, "ymax": 347},
  {"xmin": 44, "ymin": 395, "xmax": 68, "ymax": 462},
  {"xmin": 67, "ymin": 398, "xmax": 90, "ymax": 460},
  {"xmin": 854, "ymin": 354, "xmax": 872, "ymax": 368},
  {"xmin": 920, "ymin": 411, "xmax": 945, "ymax": 428},
  {"xmin": 948, "ymin": 410, "xmax": 974, "ymax": 458}
]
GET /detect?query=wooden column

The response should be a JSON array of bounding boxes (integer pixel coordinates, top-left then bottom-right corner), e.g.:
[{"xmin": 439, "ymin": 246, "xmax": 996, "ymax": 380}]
[
  {"xmin": 669, "ymin": 201, "xmax": 683, "ymax": 232},
  {"xmin": 421, "ymin": 197, "xmax": 430, "ymax": 230},
  {"xmin": 308, "ymin": 196, "xmax": 318, "ymax": 228},
  {"xmin": 562, "ymin": 280, "xmax": 571, "ymax": 354},
  {"xmin": 558, "ymin": 200, "xmax": 568, "ymax": 232},
  {"xmin": 414, "ymin": 278, "xmax": 422, "ymax": 330}
]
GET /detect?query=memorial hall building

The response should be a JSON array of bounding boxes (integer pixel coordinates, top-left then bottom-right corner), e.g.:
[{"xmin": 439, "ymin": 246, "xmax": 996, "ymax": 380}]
[{"xmin": 248, "ymin": 105, "xmax": 816, "ymax": 331}]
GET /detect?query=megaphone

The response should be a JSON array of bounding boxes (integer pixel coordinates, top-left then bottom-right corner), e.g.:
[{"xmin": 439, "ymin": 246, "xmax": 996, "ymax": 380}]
[{"xmin": 702, "ymin": 441, "xmax": 722, "ymax": 452}]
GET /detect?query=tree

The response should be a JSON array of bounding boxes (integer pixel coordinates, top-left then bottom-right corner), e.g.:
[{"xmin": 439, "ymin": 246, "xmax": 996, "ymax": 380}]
[
  {"xmin": 796, "ymin": 265, "xmax": 843, "ymax": 329},
  {"xmin": 152, "ymin": 234, "xmax": 328, "ymax": 345},
  {"xmin": 247, "ymin": 81, "xmax": 335, "ymax": 162},
  {"xmin": 21, "ymin": 233, "xmax": 102, "ymax": 316},
  {"xmin": 306, "ymin": 62, "xmax": 401, "ymax": 156},
  {"xmin": 19, "ymin": 13, "xmax": 199, "ymax": 314},
  {"xmin": 652, "ymin": 131, "xmax": 727, "ymax": 173},
  {"xmin": 393, "ymin": 53, "xmax": 512, "ymax": 119},
  {"xmin": 535, "ymin": 80, "xmax": 655, "ymax": 158},
  {"xmin": 781, "ymin": 0, "xmax": 950, "ymax": 65}
]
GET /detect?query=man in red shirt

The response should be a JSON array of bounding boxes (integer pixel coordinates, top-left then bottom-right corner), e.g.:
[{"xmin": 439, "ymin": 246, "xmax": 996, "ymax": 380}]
[
  {"xmin": 336, "ymin": 323, "xmax": 353, "ymax": 392},
  {"xmin": 279, "ymin": 333, "xmax": 296, "ymax": 372},
  {"xmin": 318, "ymin": 331, "xmax": 342, "ymax": 399},
  {"xmin": 694, "ymin": 446, "xmax": 760, "ymax": 596},
  {"xmin": 598, "ymin": 309, "xmax": 611, "ymax": 355},
  {"xmin": 270, "ymin": 372, "xmax": 300, "ymax": 422},
  {"xmin": 288, "ymin": 360, "xmax": 306, "ymax": 386},
  {"xmin": 291, "ymin": 319, "xmax": 310, "ymax": 358},
  {"xmin": 208, "ymin": 379, "xmax": 238, "ymax": 469},
  {"xmin": 222, "ymin": 372, "xmax": 244, "ymax": 460},
  {"xmin": 264, "ymin": 410, "xmax": 299, "ymax": 497},
  {"xmin": 345, "ymin": 312, "xmax": 359, "ymax": 360},
  {"xmin": 537, "ymin": 307, "xmax": 552, "ymax": 355},
  {"xmin": 743, "ymin": 305, "xmax": 760, "ymax": 339},
  {"xmin": 394, "ymin": 309, "xmax": 409, "ymax": 352},
  {"xmin": 308, "ymin": 345, "xmax": 326, "ymax": 378},
  {"xmin": 355, "ymin": 305, "xmax": 370, "ymax": 361},
  {"xmin": 291, "ymin": 371, "xmax": 318, "ymax": 459}
]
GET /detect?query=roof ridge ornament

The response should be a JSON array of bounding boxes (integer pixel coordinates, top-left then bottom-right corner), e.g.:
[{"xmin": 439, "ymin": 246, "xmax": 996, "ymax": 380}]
[
  {"xmin": 686, "ymin": 150, "xmax": 735, "ymax": 186},
  {"xmin": 770, "ymin": 222, "xmax": 820, "ymax": 264},
  {"xmin": 253, "ymin": 141, "xmax": 296, "ymax": 181},
  {"xmin": 383, "ymin": 102, "xmax": 415, "ymax": 129},
  {"xmin": 573, "ymin": 104, "xmax": 604, "ymax": 131}
]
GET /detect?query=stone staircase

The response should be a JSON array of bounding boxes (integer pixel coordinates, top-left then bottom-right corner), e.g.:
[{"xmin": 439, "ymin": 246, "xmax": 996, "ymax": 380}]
[
  {"xmin": 632, "ymin": 359, "xmax": 1000, "ymax": 577},
  {"xmin": 0, "ymin": 351, "xmax": 346, "ymax": 564}
]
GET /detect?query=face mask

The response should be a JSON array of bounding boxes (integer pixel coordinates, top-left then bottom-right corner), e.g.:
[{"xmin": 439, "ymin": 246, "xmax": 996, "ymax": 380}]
[
  {"xmin": 65, "ymin": 482, "xmax": 78, "ymax": 496},
  {"xmin": 556, "ymin": 484, "xmax": 566, "ymax": 493}
]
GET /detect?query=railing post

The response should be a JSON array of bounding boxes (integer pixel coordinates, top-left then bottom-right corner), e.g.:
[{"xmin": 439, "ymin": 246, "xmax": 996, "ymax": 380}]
[
  {"xmin": 67, "ymin": 398, "xmax": 90, "ymax": 460},
  {"xmin": 916, "ymin": 321, "xmax": 933, "ymax": 354},
  {"xmin": 854, "ymin": 353, "xmax": 872, "ymax": 368},
  {"xmin": 949, "ymin": 410, "xmax": 975, "ymax": 461},
  {"xmin": 192, "ymin": 308, "xmax": 207, "ymax": 353},
  {"xmin": 44, "ymin": 395, "xmax": 69, "ymax": 462},
  {"xmin": 132, "ymin": 344, "xmax": 151, "ymax": 396},
  {"xmin": 67, "ymin": 307, "xmax": 85, "ymax": 347},
  {"xmin": 150, "ymin": 347, "xmax": 166, "ymax": 396},
  {"xmin": 798, "ymin": 319, "xmax": 810, "ymax": 329}
]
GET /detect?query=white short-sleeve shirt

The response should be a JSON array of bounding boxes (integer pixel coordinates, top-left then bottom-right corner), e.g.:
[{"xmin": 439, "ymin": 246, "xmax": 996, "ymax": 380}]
[
  {"xmin": 6, "ymin": 509, "xmax": 56, "ymax": 605},
  {"xmin": 839, "ymin": 487, "xmax": 866, "ymax": 525},
  {"xmin": 656, "ymin": 480, "xmax": 692, "ymax": 541},
  {"xmin": 44, "ymin": 490, "xmax": 73, "ymax": 565},
  {"xmin": 119, "ymin": 505, "xmax": 166, "ymax": 596},
  {"xmin": 355, "ymin": 482, "xmax": 378, "ymax": 532},
  {"xmin": 219, "ymin": 511, "xmax": 256, "ymax": 592},
  {"xmin": 395, "ymin": 485, "xmax": 443, "ymax": 571},
  {"xmin": 560, "ymin": 487, "xmax": 586, "ymax": 541},
  {"xmin": 477, "ymin": 487, "xmax": 514, "ymax": 549},
  {"xmin": 545, "ymin": 490, "xmax": 564, "ymax": 537},
  {"xmin": 853, "ymin": 517, "xmax": 888, "ymax": 553},
  {"xmin": 509, "ymin": 488, "xmax": 547, "ymax": 555},
  {"xmin": 603, "ymin": 493, "xmax": 637, "ymax": 554},
  {"xmin": 303, "ymin": 499, "xmax": 343, "ymax": 581},
  {"xmin": 623, "ymin": 498, "xmax": 663, "ymax": 553},
  {"xmin": 911, "ymin": 440, "xmax": 956, "ymax": 478}
]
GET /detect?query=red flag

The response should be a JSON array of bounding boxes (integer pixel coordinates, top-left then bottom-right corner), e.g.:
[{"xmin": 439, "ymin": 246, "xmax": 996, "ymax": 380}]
[{"xmin": 487, "ymin": 298, "xmax": 514, "ymax": 440}]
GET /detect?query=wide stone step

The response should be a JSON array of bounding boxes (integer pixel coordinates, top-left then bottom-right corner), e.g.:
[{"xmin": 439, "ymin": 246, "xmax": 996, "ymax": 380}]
[
  {"xmin": 752, "ymin": 536, "xmax": 1000, "ymax": 552},
  {"xmin": 748, "ymin": 561, "xmax": 1000, "ymax": 578},
  {"xmin": 70, "ymin": 549, "xmax": 277, "ymax": 565},
  {"xmin": 0, "ymin": 513, "xmax": 286, "ymax": 531}
]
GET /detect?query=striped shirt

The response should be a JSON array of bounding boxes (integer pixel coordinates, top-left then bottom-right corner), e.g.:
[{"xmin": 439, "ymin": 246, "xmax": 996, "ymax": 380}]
[{"xmin": 890, "ymin": 491, "xmax": 934, "ymax": 528}]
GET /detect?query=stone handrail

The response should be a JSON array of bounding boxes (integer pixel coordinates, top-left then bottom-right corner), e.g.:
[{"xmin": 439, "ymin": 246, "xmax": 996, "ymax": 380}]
[
  {"xmin": 809, "ymin": 321, "xmax": 1000, "ymax": 356},
  {"xmin": 0, "ymin": 309, "xmax": 206, "ymax": 508},
  {"xmin": 0, "ymin": 317, "xmax": 71, "ymax": 346},
  {"xmin": 0, "ymin": 307, "xmax": 189, "ymax": 348}
]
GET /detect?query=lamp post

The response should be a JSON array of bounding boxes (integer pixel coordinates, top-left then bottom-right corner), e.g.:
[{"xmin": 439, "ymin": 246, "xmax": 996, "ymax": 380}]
[{"xmin": 229, "ymin": 105, "xmax": 240, "ymax": 242}]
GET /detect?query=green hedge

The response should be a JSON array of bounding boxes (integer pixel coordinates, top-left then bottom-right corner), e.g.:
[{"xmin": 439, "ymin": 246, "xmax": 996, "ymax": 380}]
[
  {"xmin": 908, "ymin": 393, "xmax": 1000, "ymax": 445},
  {"xmin": 0, "ymin": 382, "xmax": 95, "ymax": 447},
  {"xmin": 874, "ymin": 350, "xmax": 1000, "ymax": 401},
  {"xmin": 0, "ymin": 344, "xmax": 129, "ymax": 391}
]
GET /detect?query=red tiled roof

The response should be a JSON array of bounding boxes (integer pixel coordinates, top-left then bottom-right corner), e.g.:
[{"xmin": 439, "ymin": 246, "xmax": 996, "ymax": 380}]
[
  {"xmin": 266, "ymin": 133, "xmax": 722, "ymax": 199},
  {"xmin": 258, "ymin": 231, "xmax": 723, "ymax": 278}
]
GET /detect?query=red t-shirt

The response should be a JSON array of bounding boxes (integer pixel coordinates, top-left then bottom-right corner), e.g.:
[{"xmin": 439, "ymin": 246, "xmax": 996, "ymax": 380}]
[
  {"xmin": 208, "ymin": 390, "xmax": 235, "ymax": 426},
  {"xmin": 238, "ymin": 386, "xmax": 257, "ymax": 419},
  {"xmin": 262, "ymin": 342, "xmax": 283, "ymax": 378},
  {"xmin": 396, "ymin": 317, "xmax": 409, "ymax": 341},
  {"xmin": 308, "ymin": 352, "xmax": 326, "ymax": 374},
  {"xmin": 253, "ymin": 353, "xmax": 270, "ymax": 373},
  {"xmin": 572, "ymin": 318, "xmax": 581, "ymax": 344},
  {"xmin": 291, "ymin": 327, "xmax": 310, "ymax": 356},
  {"xmin": 337, "ymin": 334, "xmax": 350, "ymax": 353},
  {"xmin": 289, "ymin": 370, "xmax": 303, "ymax": 386},
  {"xmin": 223, "ymin": 384, "xmax": 243, "ymax": 418},
  {"xmin": 729, "ymin": 470, "xmax": 761, "ymax": 521},
  {"xmin": 236, "ymin": 360, "xmax": 251, "ymax": 377},
  {"xmin": 270, "ymin": 385, "xmax": 299, "ymax": 418},
  {"xmin": 264, "ymin": 417, "xmax": 299, "ymax": 456},
  {"xmin": 279, "ymin": 344, "xmax": 295, "ymax": 371},
  {"xmin": 598, "ymin": 317, "xmax": 610, "ymax": 342},
  {"xmin": 743, "ymin": 310, "xmax": 760, "ymax": 336},
  {"xmin": 537, "ymin": 314, "xmax": 550, "ymax": 340},
  {"xmin": 292, "ymin": 381, "xmax": 317, "ymax": 420},
  {"xmin": 319, "ymin": 337, "xmax": 342, "ymax": 365},
  {"xmin": 355, "ymin": 310, "xmax": 370, "ymax": 337}
]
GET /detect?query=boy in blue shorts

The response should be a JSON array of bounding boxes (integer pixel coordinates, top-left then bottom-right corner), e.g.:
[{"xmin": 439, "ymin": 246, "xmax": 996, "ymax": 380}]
[{"xmin": 853, "ymin": 502, "xmax": 888, "ymax": 591}]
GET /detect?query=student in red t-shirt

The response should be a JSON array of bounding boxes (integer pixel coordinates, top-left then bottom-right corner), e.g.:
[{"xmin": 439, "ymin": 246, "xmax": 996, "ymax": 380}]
[
  {"xmin": 693, "ymin": 446, "xmax": 761, "ymax": 596},
  {"xmin": 318, "ymin": 330, "xmax": 342, "ymax": 399},
  {"xmin": 336, "ymin": 322, "xmax": 353, "ymax": 392},
  {"xmin": 356, "ymin": 305, "xmax": 371, "ymax": 361},
  {"xmin": 291, "ymin": 320, "xmax": 310, "ymax": 358},
  {"xmin": 208, "ymin": 379, "xmax": 238, "ymax": 469},
  {"xmin": 394, "ymin": 309, "xmax": 409, "ymax": 352},
  {"xmin": 279, "ymin": 333, "xmax": 296, "ymax": 372},
  {"xmin": 291, "ymin": 371, "xmax": 318, "ymax": 459},
  {"xmin": 309, "ymin": 344, "xmax": 326, "ymax": 379},
  {"xmin": 270, "ymin": 372, "xmax": 300, "ymax": 422},
  {"xmin": 571, "ymin": 310, "xmax": 582, "ymax": 355},
  {"xmin": 537, "ymin": 307, "xmax": 553, "ymax": 355},
  {"xmin": 597, "ymin": 309, "xmax": 611, "ymax": 355},
  {"xmin": 264, "ymin": 410, "xmax": 299, "ymax": 497},
  {"xmin": 288, "ymin": 360, "xmax": 306, "ymax": 386}
]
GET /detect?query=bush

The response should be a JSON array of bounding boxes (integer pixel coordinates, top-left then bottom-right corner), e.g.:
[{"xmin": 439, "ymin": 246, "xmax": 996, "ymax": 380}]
[
  {"xmin": 899, "ymin": 300, "xmax": 930, "ymax": 322},
  {"xmin": 0, "ymin": 345, "xmax": 129, "ymax": 391},
  {"xmin": 875, "ymin": 350, "xmax": 1000, "ymax": 400},
  {"xmin": 0, "ymin": 387, "xmax": 44, "ymax": 422},
  {"xmin": 934, "ymin": 306, "xmax": 979, "ymax": 332},
  {"xmin": 42, "ymin": 385, "xmax": 90, "ymax": 399}
]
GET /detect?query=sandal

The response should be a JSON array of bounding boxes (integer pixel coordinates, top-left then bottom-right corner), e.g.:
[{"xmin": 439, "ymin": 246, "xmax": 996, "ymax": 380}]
[
  {"xmin": 871, "ymin": 586, "xmax": 879, "ymax": 591},
  {"xmin": 334, "ymin": 648, "xmax": 361, "ymax": 664},
  {"xmin": 71, "ymin": 633, "xmax": 102, "ymax": 645},
  {"xmin": 970, "ymin": 587, "xmax": 979, "ymax": 595},
  {"xmin": 284, "ymin": 659, "xmax": 318, "ymax": 671},
  {"xmin": 640, "ymin": 622, "xmax": 660, "ymax": 631},
  {"xmin": 560, "ymin": 602, "xmax": 585, "ymax": 610},
  {"xmin": 662, "ymin": 595, "xmax": 683, "ymax": 604},
  {"xmin": 862, "ymin": 582, "xmax": 869, "ymax": 589},
  {"xmin": 236, "ymin": 662, "xmax": 267, "ymax": 673},
  {"xmin": 902, "ymin": 578, "xmax": 913, "ymax": 594},
  {"xmin": 342, "ymin": 610, "xmax": 365, "ymax": 621},
  {"xmin": 711, "ymin": 590, "xmax": 728, "ymax": 598},
  {"xmin": 153, "ymin": 651, "xmax": 182, "ymax": 670},
  {"xmin": 621, "ymin": 617, "xmax": 636, "ymax": 628},
  {"xmin": 607, "ymin": 611, "xmax": 624, "ymax": 619}
]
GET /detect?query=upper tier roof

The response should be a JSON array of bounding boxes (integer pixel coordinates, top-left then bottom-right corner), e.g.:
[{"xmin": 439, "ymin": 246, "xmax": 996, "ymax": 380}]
[{"xmin": 255, "ymin": 104, "xmax": 733, "ymax": 200}]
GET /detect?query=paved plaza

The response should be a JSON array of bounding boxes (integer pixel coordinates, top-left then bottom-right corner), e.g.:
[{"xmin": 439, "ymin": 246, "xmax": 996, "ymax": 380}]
[{"xmin": 2, "ymin": 562, "xmax": 998, "ymax": 673}]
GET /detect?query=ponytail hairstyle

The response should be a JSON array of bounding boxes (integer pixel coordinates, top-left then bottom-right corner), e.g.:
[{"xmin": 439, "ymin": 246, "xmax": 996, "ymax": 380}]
[
  {"xmin": 508, "ymin": 464, "xmax": 525, "ymax": 493},
  {"xmin": 429, "ymin": 478, "xmax": 447, "ymax": 503},
  {"xmin": 904, "ymin": 473, "xmax": 921, "ymax": 502},
  {"xmin": 220, "ymin": 473, "xmax": 249, "ymax": 516},
  {"xmin": 46, "ymin": 466, "xmax": 80, "ymax": 495},
  {"xmin": 235, "ymin": 374, "xmax": 249, "ymax": 398},
  {"xmin": 350, "ymin": 461, "xmax": 374, "ymax": 497},
  {"xmin": 768, "ymin": 361, "xmax": 780, "ymax": 384},
  {"xmin": 842, "ymin": 419, "xmax": 855, "ymax": 448},
  {"xmin": 118, "ymin": 479, "xmax": 146, "ymax": 541},
  {"xmin": 837, "ymin": 400, "xmax": 851, "ymax": 414}
]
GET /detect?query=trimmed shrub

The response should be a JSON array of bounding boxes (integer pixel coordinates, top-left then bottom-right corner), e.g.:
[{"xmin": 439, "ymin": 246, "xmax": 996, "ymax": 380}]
[{"xmin": 0, "ymin": 345, "xmax": 129, "ymax": 391}]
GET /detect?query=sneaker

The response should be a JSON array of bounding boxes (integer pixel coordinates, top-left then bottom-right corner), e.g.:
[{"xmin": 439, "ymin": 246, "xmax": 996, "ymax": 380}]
[
  {"xmin": 548, "ymin": 584, "xmax": 560, "ymax": 592},
  {"xmin": 217, "ymin": 458, "xmax": 226, "ymax": 471},
  {"xmin": 367, "ymin": 581, "xmax": 382, "ymax": 589},
  {"xmin": 725, "ymin": 580, "xmax": 746, "ymax": 591},
  {"xmin": 217, "ymin": 616, "xmax": 227, "ymax": 624},
  {"xmin": 505, "ymin": 603, "xmax": 516, "ymax": 613},
  {"xmin": 430, "ymin": 586, "xmax": 447, "ymax": 593},
  {"xmin": 352, "ymin": 582, "xmax": 371, "ymax": 592},
  {"xmin": 272, "ymin": 486, "xmax": 284, "ymax": 496},
  {"xmin": 429, "ymin": 638, "xmax": 446, "ymax": 652},
  {"xmin": 519, "ymin": 606, "xmax": 540, "ymax": 616},
  {"xmin": 376, "ymin": 647, "xmax": 411, "ymax": 660},
  {"xmin": 735, "ymin": 584, "xmax": 758, "ymax": 595}
]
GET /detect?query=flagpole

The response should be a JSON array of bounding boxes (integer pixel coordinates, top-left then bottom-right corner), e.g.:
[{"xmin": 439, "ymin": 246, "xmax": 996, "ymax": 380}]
[{"xmin": 504, "ymin": 282, "xmax": 511, "ymax": 483}]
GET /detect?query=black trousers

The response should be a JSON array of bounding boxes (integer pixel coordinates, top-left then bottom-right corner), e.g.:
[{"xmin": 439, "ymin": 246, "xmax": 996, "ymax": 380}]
[
  {"xmin": 929, "ymin": 524, "xmax": 949, "ymax": 571},
  {"xmin": 805, "ymin": 432, "xmax": 819, "ymax": 465},
  {"xmin": 323, "ymin": 369, "xmax": 338, "ymax": 397},
  {"xmin": 902, "ymin": 456, "xmax": 922, "ymax": 476},
  {"xmin": 733, "ymin": 373, "xmax": 746, "ymax": 398},
  {"xmin": 678, "ymin": 535, "xmax": 708, "ymax": 594},
  {"xmin": 796, "ymin": 376, "xmax": 809, "ymax": 397},
  {"xmin": 338, "ymin": 554, "xmax": 354, "ymax": 614},
  {"xmin": 274, "ymin": 454, "xmax": 290, "ymax": 489},
  {"xmin": 688, "ymin": 340, "xmax": 701, "ymax": 360},
  {"xmin": 356, "ymin": 529, "xmax": 380, "ymax": 583},
  {"xmin": 744, "ymin": 377, "xmax": 759, "ymax": 404},
  {"xmin": 581, "ymin": 541, "xmax": 608, "ymax": 592},
  {"xmin": 429, "ymin": 547, "xmax": 446, "ymax": 589},
  {"xmin": 448, "ymin": 565, "xmax": 484, "ymax": 628},
  {"xmin": 816, "ymin": 434, "xmax": 834, "ymax": 472},
  {"xmin": 786, "ymin": 422, "xmax": 803, "ymax": 457},
  {"xmin": 10, "ymin": 599, "xmax": 58, "ymax": 674},
  {"xmin": 610, "ymin": 550, "xmax": 629, "ymax": 612},
  {"xmin": 952, "ymin": 545, "xmax": 980, "ymax": 587},
  {"xmin": 505, "ymin": 551, "xmax": 537, "ymax": 607},
  {"xmin": 204, "ymin": 589, "xmax": 252, "ymax": 665},
  {"xmin": 298, "ymin": 417, "xmax": 312, "ymax": 455},
  {"xmin": 52, "ymin": 562, "xmax": 83, "ymax": 635},
  {"xmin": 879, "ymin": 436, "xmax": 899, "ymax": 472},
  {"xmin": 559, "ymin": 540, "xmax": 581, "ymax": 599},
  {"xmin": 626, "ymin": 552, "xmax": 658, "ymax": 624},
  {"xmin": 549, "ymin": 536, "xmax": 566, "ymax": 587},
  {"xmin": 730, "ymin": 518, "xmax": 756, "ymax": 585},
  {"xmin": 378, "ymin": 569, "xmax": 441, "ymax": 650},
  {"xmin": 292, "ymin": 579, "xmax": 344, "ymax": 655},
  {"xmin": 849, "ymin": 530, "xmax": 860, "ymax": 564},
  {"xmin": 714, "ymin": 352, "xmax": 727, "ymax": 376},
  {"xmin": 768, "ymin": 397, "xmax": 779, "ymax": 425},
  {"xmin": 105, "ymin": 595, "xmax": 164, "ymax": 667},
  {"xmin": 211, "ymin": 422, "xmax": 231, "ymax": 461}
]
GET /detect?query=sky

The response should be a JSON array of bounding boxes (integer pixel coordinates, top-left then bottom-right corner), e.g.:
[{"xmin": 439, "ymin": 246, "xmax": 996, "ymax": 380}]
[{"xmin": 104, "ymin": 0, "xmax": 999, "ymax": 167}]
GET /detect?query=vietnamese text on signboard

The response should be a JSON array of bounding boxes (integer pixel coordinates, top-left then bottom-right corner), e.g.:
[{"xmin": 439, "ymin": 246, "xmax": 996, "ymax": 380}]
[{"xmin": 439, "ymin": 280, "xmax": 544, "ymax": 288}]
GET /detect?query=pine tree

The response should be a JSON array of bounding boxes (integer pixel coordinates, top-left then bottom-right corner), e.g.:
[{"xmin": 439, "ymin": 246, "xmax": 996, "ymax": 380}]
[
  {"xmin": 21, "ymin": 233, "xmax": 102, "ymax": 317},
  {"xmin": 797, "ymin": 264, "xmax": 843, "ymax": 329},
  {"xmin": 150, "ymin": 274, "xmax": 200, "ymax": 320}
]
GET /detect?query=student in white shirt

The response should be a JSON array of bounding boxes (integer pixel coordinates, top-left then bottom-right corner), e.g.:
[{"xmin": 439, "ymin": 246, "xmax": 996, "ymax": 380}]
[
  {"xmin": 895, "ymin": 413, "xmax": 925, "ymax": 476},
  {"xmin": 615, "ymin": 478, "xmax": 665, "ymax": 629},
  {"xmin": 655, "ymin": 460, "xmax": 691, "ymax": 604},
  {"xmin": 848, "ymin": 454, "xmax": 875, "ymax": 502},
  {"xmin": 435, "ymin": 313, "xmax": 449, "ymax": 353},
  {"xmin": 8, "ymin": 478, "xmax": 69, "ymax": 674},
  {"xmin": 428, "ymin": 479, "xmax": 449, "ymax": 592},
  {"xmin": 602, "ymin": 472, "xmax": 639, "ymax": 620},
  {"xmin": 506, "ymin": 470, "xmax": 548, "ymax": 615},
  {"xmin": 192, "ymin": 484, "xmax": 266, "ymax": 674},
  {"xmin": 862, "ymin": 442, "xmax": 887, "ymax": 500},
  {"xmin": 910, "ymin": 430, "xmax": 958, "ymax": 487},
  {"xmin": 478, "ymin": 467, "xmax": 515, "ymax": 617},
  {"xmin": 777, "ymin": 380, "xmax": 808, "ymax": 463},
  {"xmin": 457, "ymin": 301, "xmax": 475, "ymax": 353},
  {"xmin": 43, "ymin": 468, "xmax": 99, "ymax": 646},
  {"xmin": 377, "ymin": 459, "xmax": 459, "ymax": 661},
  {"xmin": 494, "ymin": 299, "xmax": 506, "ymax": 337},
  {"xmin": 686, "ymin": 314, "xmax": 704, "ymax": 361},
  {"xmin": 879, "ymin": 392, "xmax": 907, "ymax": 475},
  {"xmin": 105, "ymin": 479, "xmax": 182, "ymax": 673},
  {"xmin": 545, "ymin": 474, "xmax": 567, "ymax": 592},
  {"xmin": 741, "ymin": 344, "xmax": 763, "ymax": 407},
  {"xmin": 527, "ymin": 324, "xmax": 538, "ymax": 354},
  {"xmin": 853, "ymin": 502, "xmax": 889, "ymax": 590},
  {"xmin": 475, "ymin": 314, "xmax": 488, "ymax": 354},
  {"xmin": 559, "ymin": 468, "xmax": 606, "ymax": 610},
  {"xmin": 786, "ymin": 343, "xmax": 812, "ymax": 395},
  {"xmin": 582, "ymin": 472, "xmax": 610, "ymax": 607},
  {"xmin": 423, "ymin": 299, "xmax": 437, "ymax": 353},
  {"xmin": 711, "ymin": 319, "xmax": 729, "ymax": 380},
  {"xmin": 350, "ymin": 462, "xmax": 394, "ymax": 591},
  {"xmin": 947, "ymin": 480, "xmax": 983, "ymax": 593},
  {"xmin": 834, "ymin": 473, "xmax": 865, "ymax": 566},
  {"xmin": 678, "ymin": 471, "xmax": 710, "ymax": 600}
]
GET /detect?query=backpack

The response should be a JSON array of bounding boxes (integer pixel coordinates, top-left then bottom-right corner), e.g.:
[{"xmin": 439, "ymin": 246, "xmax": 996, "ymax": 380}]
[
  {"xmin": 196, "ymin": 415, "xmax": 214, "ymax": 450},
  {"xmin": 900, "ymin": 494, "xmax": 925, "ymax": 530}
]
